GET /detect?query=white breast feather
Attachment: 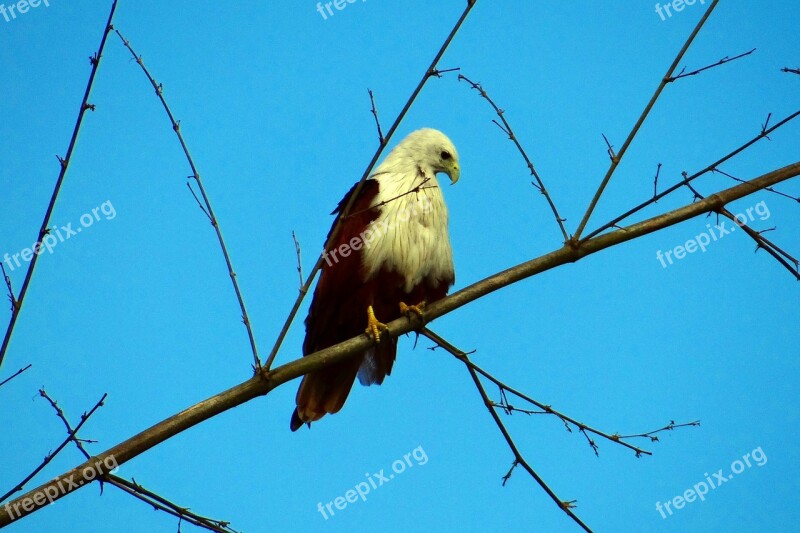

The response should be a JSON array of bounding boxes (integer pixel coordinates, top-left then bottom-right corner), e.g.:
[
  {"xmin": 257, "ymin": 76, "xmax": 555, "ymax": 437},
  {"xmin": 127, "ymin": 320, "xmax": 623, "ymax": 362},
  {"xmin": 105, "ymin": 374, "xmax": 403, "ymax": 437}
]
[{"xmin": 361, "ymin": 168, "xmax": 454, "ymax": 293}]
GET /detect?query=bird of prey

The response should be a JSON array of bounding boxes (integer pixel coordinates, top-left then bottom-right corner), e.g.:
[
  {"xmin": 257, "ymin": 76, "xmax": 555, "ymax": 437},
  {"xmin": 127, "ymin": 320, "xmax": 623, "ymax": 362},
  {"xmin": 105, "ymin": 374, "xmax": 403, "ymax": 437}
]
[{"xmin": 291, "ymin": 128, "xmax": 460, "ymax": 431}]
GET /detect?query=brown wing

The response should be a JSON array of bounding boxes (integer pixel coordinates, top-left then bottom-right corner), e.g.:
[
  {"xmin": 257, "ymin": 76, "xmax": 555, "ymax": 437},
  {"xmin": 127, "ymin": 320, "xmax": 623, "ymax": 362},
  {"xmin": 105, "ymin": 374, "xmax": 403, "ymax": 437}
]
[{"xmin": 291, "ymin": 179, "xmax": 382, "ymax": 431}]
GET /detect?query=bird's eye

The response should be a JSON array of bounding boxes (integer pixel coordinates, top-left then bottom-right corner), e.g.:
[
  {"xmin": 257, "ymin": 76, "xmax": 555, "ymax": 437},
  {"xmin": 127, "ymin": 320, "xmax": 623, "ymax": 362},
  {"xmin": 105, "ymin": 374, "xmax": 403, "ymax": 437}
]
[{"xmin": 441, "ymin": 150, "xmax": 452, "ymax": 160}]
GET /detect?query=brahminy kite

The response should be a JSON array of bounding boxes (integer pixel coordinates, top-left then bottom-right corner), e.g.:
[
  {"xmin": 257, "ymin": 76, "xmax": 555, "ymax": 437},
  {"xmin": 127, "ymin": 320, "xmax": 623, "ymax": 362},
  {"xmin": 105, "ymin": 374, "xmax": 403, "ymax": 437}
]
[{"xmin": 291, "ymin": 128, "xmax": 460, "ymax": 430}]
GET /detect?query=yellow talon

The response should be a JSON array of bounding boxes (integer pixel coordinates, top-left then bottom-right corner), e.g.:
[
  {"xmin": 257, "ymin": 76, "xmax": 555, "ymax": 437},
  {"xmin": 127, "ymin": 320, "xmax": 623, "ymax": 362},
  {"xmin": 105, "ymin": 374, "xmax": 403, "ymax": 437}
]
[
  {"xmin": 365, "ymin": 305, "xmax": 389, "ymax": 342},
  {"xmin": 399, "ymin": 301, "xmax": 427, "ymax": 321}
]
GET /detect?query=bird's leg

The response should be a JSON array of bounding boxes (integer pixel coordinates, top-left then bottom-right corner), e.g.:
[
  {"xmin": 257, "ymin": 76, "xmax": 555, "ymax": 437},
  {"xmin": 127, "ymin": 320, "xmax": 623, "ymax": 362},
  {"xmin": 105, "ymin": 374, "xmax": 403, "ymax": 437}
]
[
  {"xmin": 365, "ymin": 305, "xmax": 389, "ymax": 343},
  {"xmin": 399, "ymin": 300, "xmax": 427, "ymax": 323}
]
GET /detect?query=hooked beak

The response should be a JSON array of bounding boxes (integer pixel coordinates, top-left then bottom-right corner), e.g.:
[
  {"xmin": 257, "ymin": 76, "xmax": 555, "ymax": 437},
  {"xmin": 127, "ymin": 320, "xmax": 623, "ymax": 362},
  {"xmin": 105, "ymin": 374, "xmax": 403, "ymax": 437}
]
[{"xmin": 447, "ymin": 164, "xmax": 460, "ymax": 185}]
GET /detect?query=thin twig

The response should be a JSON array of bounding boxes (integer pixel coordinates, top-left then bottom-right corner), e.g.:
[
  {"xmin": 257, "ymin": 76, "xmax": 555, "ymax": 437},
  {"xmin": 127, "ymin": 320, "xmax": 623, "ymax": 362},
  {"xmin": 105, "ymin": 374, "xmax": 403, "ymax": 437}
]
[
  {"xmin": 572, "ymin": 0, "xmax": 720, "ymax": 240},
  {"xmin": 421, "ymin": 328, "xmax": 661, "ymax": 458},
  {"xmin": 0, "ymin": 393, "xmax": 107, "ymax": 504},
  {"xmin": 114, "ymin": 29, "xmax": 261, "ymax": 371},
  {"xmin": 782, "ymin": 67, "xmax": 800, "ymax": 76},
  {"xmin": 39, "ymin": 389, "xmax": 237, "ymax": 532},
  {"xmin": 720, "ymin": 207, "xmax": 799, "ymax": 278},
  {"xmin": 0, "ymin": 363, "xmax": 31, "ymax": 389},
  {"xmin": 262, "ymin": 1, "xmax": 479, "ymax": 370},
  {"xmin": 0, "ymin": 263, "xmax": 17, "ymax": 316},
  {"xmin": 292, "ymin": 231, "xmax": 303, "ymax": 291},
  {"xmin": 683, "ymin": 181, "xmax": 799, "ymax": 279},
  {"xmin": 419, "ymin": 328, "xmax": 592, "ymax": 532},
  {"xmin": 582, "ymin": 107, "xmax": 800, "ymax": 241},
  {"xmin": 601, "ymin": 133, "xmax": 616, "ymax": 161},
  {"xmin": 761, "ymin": 112, "xmax": 772, "ymax": 139},
  {"xmin": 109, "ymin": 477, "xmax": 239, "ymax": 533},
  {"xmin": 367, "ymin": 89, "xmax": 384, "ymax": 145},
  {"xmin": 186, "ymin": 181, "xmax": 212, "ymax": 220},
  {"xmin": 0, "ymin": 0, "xmax": 118, "ymax": 373},
  {"xmin": 617, "ymin": 420, "xmax": 701, "ymax": 442},
  {"xmin": 713, "ymin": 168, "xmax": 799, "ymax": 203},
  {"xmin": 668, "ymin": 48, "xmax": 756, "ymax": 81},
  {"xmin": 653, "ymin": 163, "xmax": 662, "ymax": 199},
  {"xmin": 39, "ymin": 390, "xmax": 99, "ymax": 457},
  {"xmin": 430, "ymin": 67, "xmax": 461, "ymax": 78},
  {"xmin": 458, "ymin": 75, "xmax": 569, "ymax": 241},
  {"xmin": 345, "ymin": 177, "xmax": 434, "ymax": 219}
]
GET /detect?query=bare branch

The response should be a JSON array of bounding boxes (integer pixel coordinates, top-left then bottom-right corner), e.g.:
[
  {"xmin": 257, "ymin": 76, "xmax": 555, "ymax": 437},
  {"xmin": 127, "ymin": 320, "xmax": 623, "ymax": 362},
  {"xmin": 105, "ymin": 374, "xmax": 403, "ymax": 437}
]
[
  {"xmin": 0, "ymin": 393, "xmax": 107, "ymax": 504},
  {"xmin": 714, "ymin": 168, "xmax": 799, "ymax": 203},
  {"xmin": 39, "ymin": 389, "xmax": 98, "ymax": 459},
  {"xmin": 114, "ymin": 28, "xmax": 261, "ymax": 371},
  {"xmin": 421, "ymin": 329, "xmax": 684, "ymax": 458},
  {"xmin": 291, "ymin": 231, "xmax": 303, "ymax": 291},
  {"xmin": 108, "ymin": 476, "xmax": 239, "ymax": 533},
  {"xmin": 367, "ymin": 89, "xmax": 384, "ymax": 145},
  {"xmin": 0, "ymin": 263, "xmax": 17, "ymax": 317},
  {"xmin": 601, "ymin": 133, "xmax": 616, "ymax": 162},
  {"xmin": 345, "ymin": 176, "xmax": 434, "ymax": 219},
  {"xmin": 0, "ymin": 0, "xmax": 119, "ymax": 373},
  {"xmin": 653, "ymin": 163, "xmax": 663, "ymax": 199},
  {"xmin": 39, "ymin": 389, "xmax": 237, "ymax": 532},
  {"xmin": 0, "ymin": 363, "xmax": 31, "ymax": 390},
  {"xmin": 430, "ymin": 67, "xmax": 461, "ymax": 78},
  {"xmin": 617, "ymin": 420, "xmax": 701, "ymax": 442},
  {"xmin": 668, "ymin": 48, "xmax": 756, "ymax": 81},
  {"xmin": 186, "ymin": 180, "xmax": 212, "ymax": 221},
  {"xmin": 572, "ymin": 0, "xmax": 720, "ymax": 240},
  {"xmin": 458, "ymin": 74, "xmax": 569, "ymax": 241},
  {"xmin": 683, "ymin": 181, "xmax": 799, "ymax": 279},
  {"xmin": 418, "ymin": 328, "xmax": 592, "ymax": 532},
  {"xmin": 582, "ymin": 107, "xmax": 800, "ymax": 241},
  {"xmin": 719, "ymin": 208, "xmax": 799, "ymax": 278}
]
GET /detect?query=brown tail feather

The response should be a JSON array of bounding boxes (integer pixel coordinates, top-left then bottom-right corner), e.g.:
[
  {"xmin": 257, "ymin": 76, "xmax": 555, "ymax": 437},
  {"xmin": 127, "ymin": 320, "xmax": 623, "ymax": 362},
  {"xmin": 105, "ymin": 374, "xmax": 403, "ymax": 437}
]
[{"xmin": 290, "ymin": 355, "xmax": 363, "ymax": 431}]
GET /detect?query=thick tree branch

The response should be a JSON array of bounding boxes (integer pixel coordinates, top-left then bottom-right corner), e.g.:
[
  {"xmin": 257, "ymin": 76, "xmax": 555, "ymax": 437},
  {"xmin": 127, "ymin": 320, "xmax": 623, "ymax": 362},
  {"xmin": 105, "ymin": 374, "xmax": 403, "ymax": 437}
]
[{"xmin": 2, "ymin": 161, "xmax": 797, "ymax": 526}]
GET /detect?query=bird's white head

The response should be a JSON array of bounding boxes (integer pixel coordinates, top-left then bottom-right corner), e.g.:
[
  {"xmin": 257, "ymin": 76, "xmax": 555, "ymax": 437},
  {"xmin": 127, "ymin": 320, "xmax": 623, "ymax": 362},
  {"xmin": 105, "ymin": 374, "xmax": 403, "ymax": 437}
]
[{"xmin": 387, "ymin": 128, "xmax": 461, "ymax": 185}]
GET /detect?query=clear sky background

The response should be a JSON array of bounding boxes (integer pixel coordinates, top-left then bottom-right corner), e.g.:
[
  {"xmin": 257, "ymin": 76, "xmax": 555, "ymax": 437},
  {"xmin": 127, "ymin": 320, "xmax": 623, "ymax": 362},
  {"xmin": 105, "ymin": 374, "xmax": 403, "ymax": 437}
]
[{"xmin": 1, "ymin": 1, "xmax": 798, "ymax": 532}]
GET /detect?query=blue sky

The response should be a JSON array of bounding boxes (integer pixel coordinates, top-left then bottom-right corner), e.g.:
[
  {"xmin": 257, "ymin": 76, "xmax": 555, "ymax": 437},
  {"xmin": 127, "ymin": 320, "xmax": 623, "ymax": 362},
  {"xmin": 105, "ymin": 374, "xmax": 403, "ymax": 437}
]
[{"xmin": 1, "ymin": 1, "xmax": 798, "ymax": 532}]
